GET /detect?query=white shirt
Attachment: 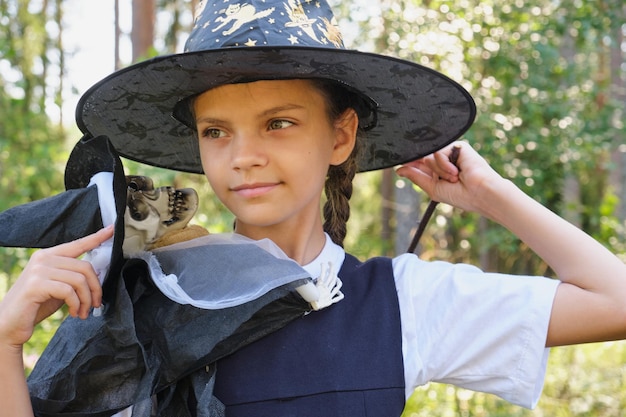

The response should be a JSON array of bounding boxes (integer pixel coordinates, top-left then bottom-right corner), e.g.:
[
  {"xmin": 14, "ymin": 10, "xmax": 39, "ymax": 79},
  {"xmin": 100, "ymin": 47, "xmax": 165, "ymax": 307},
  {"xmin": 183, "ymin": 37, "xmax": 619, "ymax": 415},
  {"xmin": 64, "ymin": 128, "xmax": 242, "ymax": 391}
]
[{"xmin": 302, "ymin": 234, "xmax": 559, "ymax": 409}]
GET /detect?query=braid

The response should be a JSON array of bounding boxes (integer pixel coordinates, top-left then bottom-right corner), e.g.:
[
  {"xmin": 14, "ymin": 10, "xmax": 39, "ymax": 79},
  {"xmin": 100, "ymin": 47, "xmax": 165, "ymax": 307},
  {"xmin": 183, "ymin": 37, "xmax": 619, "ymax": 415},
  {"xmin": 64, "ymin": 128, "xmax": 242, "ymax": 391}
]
[
  {"xmin": 323, "ymin": 146, "xmax": 358, "ymax": 247},
  {"xmin": 310, "ymin": 79, "xmax": 370, "ymax": 247}
]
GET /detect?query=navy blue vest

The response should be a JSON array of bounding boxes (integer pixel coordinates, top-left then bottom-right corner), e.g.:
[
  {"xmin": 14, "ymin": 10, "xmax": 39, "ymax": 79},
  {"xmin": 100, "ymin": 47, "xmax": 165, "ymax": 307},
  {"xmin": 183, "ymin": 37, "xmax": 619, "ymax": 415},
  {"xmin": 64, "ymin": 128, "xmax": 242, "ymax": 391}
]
[{"xmin": 214, "ymin": 254, "xmax": 406, "ymax": 416}]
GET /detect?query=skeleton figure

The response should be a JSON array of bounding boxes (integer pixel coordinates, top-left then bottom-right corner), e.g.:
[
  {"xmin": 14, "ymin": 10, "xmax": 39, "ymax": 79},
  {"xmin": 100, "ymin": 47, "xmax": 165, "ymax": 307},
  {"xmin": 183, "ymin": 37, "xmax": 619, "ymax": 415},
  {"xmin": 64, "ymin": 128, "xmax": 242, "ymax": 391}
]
[{"xmin": 122, "ymin": 175, "xmax": 200, "ymax": 255}]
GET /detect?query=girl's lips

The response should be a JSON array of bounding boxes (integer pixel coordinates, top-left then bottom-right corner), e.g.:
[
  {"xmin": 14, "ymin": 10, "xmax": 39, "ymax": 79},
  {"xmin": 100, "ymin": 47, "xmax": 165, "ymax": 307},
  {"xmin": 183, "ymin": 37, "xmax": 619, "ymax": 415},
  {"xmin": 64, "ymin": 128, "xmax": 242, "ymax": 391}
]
[{"xmin": 231, "ymin": 183, "xmax": 278, "ymax": 198}]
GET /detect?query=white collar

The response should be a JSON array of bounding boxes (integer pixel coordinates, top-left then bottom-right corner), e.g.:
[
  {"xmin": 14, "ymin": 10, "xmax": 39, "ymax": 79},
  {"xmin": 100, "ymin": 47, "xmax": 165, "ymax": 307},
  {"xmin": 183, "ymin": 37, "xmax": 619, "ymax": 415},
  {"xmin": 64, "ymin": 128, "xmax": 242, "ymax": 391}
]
[{"xmin": 301, "ymin": 233, "xmax": 346, "ymax": 279}]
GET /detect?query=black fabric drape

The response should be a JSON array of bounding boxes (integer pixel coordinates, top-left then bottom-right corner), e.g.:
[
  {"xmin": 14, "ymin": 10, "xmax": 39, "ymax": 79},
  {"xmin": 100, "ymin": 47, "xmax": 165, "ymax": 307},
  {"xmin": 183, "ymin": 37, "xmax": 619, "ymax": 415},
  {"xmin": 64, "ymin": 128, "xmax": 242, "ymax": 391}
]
[
  {"xmin": 27, "ymin": 257, "xmax": 309, "ymax": 417},
  {"xmin": 0, "ymin": 135, "xmax": 312, "ymax": 416},
  {"xmin": 0, "ymin": 186, "xmax": 102, "ymax": 248}
]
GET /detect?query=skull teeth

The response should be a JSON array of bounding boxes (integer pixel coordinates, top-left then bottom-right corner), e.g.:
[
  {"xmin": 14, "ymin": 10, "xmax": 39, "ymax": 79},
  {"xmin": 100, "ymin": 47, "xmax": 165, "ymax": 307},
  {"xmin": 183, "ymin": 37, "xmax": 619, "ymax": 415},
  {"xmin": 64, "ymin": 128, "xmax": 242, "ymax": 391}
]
[{"xmin": 167, "ymin": 189, "xmax": 189, "ymax": 218}]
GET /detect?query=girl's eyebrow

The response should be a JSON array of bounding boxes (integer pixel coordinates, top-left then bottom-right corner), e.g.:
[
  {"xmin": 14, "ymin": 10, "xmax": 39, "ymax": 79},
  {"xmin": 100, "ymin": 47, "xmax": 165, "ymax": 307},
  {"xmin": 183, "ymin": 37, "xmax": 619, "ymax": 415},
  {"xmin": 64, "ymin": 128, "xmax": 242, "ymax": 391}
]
[
  {"xmin": 194, "ymin": 115, "xmax": 226, "ymax": 125},
  {"xmin": 195, "ymin": 104, "xmax": 306, "ymax": 125},
  {"xmin": 259, "ymin": 104, "xmax": 306, "ymax": 118}
]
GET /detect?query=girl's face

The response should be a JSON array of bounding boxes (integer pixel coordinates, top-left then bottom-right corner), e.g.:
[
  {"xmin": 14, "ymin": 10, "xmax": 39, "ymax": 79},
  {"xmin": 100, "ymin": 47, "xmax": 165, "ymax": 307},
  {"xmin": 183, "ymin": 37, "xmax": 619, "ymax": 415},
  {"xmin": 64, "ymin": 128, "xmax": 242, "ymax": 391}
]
[{"xmin": 193, "ymin": 79, "xmax": 357, "ymax": 240}]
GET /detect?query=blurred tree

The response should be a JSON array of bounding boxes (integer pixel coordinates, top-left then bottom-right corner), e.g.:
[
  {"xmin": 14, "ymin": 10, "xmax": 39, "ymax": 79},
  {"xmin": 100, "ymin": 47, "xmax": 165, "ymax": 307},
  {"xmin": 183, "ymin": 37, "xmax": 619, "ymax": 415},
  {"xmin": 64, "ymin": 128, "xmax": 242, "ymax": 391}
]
[
  {"xmin": 0, "ymin": 0, "xmax": 69, "ymax": 363},
  {"xmin": 131, "ymin": 0, "xmax": 155, "ymax": 62},
  {"xmin": 0, "ymin": 0, "xmax": 68, "ymax": 268},
  {"xmin": 336, "ymin": 0, "xmax": 625, "ymax": 269}
]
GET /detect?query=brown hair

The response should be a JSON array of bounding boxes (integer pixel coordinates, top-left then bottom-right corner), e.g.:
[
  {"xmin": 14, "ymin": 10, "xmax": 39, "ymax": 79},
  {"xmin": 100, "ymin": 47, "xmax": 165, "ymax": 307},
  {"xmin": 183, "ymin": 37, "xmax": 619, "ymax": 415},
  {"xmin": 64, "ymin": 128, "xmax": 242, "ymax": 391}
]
[{"xmin": 309, "ymin": 79, "xmax": 368, "ymax": 248}]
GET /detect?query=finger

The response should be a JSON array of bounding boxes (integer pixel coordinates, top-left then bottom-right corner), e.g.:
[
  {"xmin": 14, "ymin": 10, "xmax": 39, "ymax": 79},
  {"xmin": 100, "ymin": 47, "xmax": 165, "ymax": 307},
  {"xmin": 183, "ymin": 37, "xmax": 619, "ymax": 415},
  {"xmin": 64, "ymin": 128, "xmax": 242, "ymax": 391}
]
[
  {"xmin": 49, "ymin": 263, "xmax": 101, "ymax": 317},
  {"xmin": 8, "ymin": 266, "xmax": 93, "ymax": 329},
  {"xmin": 34, "ymin": 276, "xmax": 95, "ymax": 320},
  {"xmin": 58, "ymin": 258, "xmax": 102, "ymax": 314},
  {"xmin": 395, "ymin": 163, "xmax": 436, "ymax": 193},
  {"xmin": 47, "ymin": 224, "xmax": 115, "ymax": 259},
  {"xmin": 430, "ymin": 147, "xmax": 461, "ymax": 181},
  {"xmin": 31, "ymin": 249, "xmax": 101, "ymax": 287},
  {"xmin": 42, "ymin": 279, "xmax": 83, "ymax": 318},
  {"xmin": 27, "ymin": 252, "xmax": 103, "ymax": 314},
  {"xmin": 398, "ymin": 146, "xmax": 456, "ymax": 180},
  {"xmin": 402, "ymin": 158, "xmax": 434, "ymax": 177}
]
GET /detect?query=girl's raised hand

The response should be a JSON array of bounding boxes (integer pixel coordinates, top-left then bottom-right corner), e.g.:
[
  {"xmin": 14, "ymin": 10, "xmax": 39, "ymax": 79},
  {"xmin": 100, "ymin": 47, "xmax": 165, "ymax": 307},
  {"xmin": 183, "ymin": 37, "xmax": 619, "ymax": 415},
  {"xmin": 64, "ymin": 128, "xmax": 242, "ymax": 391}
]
[
  {"xmin": 396, "ymin": 141, "xmax": 504, "ymax": 216},
  {"xmin": 0, "ymin": 225, "xmax": 114, "ymax": 348}
]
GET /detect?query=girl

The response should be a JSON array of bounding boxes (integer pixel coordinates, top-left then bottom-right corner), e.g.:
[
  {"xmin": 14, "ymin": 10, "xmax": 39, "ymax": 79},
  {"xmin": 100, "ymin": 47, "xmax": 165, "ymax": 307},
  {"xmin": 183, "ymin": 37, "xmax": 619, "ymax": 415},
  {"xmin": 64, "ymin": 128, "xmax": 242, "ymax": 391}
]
[{"xmin": 1, "ymin": 0, "xmax": 626, "ymax": 416}]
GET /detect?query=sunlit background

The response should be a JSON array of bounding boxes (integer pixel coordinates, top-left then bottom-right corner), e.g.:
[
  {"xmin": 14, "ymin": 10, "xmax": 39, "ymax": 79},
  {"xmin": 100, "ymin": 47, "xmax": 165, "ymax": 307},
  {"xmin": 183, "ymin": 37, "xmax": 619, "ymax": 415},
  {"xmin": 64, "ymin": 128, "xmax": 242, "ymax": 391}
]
[{"xmin": 1, "ymin": 1, "xmax": 626, "ymax": 416}]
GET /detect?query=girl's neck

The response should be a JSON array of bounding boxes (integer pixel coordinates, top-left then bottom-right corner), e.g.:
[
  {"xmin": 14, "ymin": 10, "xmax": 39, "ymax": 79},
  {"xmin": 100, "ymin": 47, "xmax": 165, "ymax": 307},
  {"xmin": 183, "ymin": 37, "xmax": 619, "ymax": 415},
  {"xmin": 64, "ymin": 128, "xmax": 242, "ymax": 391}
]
[{"xmin": 235, "ymin": 221, "xmax": 327, "ymax": 265}]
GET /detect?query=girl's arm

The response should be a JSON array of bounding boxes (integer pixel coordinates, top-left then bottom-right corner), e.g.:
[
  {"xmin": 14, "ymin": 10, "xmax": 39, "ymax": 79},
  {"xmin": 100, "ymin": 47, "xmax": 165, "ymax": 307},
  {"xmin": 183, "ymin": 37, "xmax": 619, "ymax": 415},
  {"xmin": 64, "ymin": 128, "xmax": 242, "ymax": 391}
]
[
  {"xmin": 396, "ymin": 141, "xmax": 626, "ymax": 347},
  {"xmin": 0, "ymin": 226, "xmax": 113, "ymax": 417}
]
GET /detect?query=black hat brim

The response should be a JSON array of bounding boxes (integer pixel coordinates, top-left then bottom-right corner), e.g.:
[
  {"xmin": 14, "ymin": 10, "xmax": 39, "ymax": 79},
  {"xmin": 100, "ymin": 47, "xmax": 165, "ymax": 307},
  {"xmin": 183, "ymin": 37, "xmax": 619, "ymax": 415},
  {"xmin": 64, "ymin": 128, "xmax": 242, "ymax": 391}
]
[{"xmin": 76, "ymin": 46, "xmax": 476, "ymax": 173}]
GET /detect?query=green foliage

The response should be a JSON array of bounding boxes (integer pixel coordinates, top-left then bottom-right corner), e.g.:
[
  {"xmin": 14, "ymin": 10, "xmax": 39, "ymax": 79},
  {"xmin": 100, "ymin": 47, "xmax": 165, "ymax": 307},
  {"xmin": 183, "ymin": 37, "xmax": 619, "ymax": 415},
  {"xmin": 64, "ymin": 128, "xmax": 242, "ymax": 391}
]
[
  {"xmin": 1, "ymin": 0, "xmax": 625, "ymax": 413},
  {"xmin": 344, "ymin": 171, "xmax": 389, "ymax": 257},
  {"xmin": 335, "ymin": 0, "xmax": 625, "ymax": 273},
  {"xmin": 0, "ymin": 0, "xmax": 71, "ymax": 367}
]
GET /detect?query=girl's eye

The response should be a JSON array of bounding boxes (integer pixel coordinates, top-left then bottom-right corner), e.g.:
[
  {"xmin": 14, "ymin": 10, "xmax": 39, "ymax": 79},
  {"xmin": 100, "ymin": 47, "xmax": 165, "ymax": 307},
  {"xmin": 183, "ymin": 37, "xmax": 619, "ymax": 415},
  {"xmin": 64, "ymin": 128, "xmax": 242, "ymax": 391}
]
[
  {"xmin": 201, "ymin": 128, "xmax": 226, "ymax": 139},
  {"xmin": 268, "ymin": 119, "xmax": 293, "ymax": 130}
]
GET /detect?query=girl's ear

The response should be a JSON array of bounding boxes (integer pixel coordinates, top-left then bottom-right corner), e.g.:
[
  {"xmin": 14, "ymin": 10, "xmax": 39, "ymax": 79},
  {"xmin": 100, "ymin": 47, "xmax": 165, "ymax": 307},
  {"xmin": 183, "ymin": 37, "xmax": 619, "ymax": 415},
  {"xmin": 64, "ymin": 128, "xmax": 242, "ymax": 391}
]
[{"xmin": 330, "ymin": 108, "xmax": 358, "ymax": 166}]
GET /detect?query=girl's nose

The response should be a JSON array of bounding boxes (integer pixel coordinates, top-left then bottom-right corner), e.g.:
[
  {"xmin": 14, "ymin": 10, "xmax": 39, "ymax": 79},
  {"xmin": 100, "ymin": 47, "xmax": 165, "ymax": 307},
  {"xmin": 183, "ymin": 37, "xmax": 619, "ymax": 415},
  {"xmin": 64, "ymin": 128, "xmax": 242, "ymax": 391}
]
[{"xmin": 230, "ymin": 132, "xmax": 268, "ymax": 171}]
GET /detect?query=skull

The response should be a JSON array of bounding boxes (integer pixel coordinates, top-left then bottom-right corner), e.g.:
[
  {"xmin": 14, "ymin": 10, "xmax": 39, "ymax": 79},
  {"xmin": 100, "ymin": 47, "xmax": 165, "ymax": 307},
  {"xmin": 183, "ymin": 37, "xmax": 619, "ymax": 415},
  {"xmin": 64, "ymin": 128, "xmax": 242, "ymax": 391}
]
[{"xmin": 122, "ymin": 175, "xmax": 199, "ymax": 255}]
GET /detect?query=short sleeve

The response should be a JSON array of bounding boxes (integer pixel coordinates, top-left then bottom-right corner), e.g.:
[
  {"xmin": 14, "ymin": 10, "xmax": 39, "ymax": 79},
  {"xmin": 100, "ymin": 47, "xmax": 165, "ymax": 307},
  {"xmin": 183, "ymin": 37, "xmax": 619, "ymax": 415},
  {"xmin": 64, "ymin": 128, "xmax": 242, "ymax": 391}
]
[{"xmin": 393, "ymin": 253, "xmax": 559, "ymax": 408}]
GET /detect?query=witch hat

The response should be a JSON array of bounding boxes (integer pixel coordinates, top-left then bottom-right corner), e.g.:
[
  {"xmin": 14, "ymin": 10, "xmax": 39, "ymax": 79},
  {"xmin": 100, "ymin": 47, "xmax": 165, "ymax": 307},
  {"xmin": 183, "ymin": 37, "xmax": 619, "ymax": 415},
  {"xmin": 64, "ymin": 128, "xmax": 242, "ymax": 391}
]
[{"xmin": 75, "ymin": 0, "xmax": 475, "ymax": 174}]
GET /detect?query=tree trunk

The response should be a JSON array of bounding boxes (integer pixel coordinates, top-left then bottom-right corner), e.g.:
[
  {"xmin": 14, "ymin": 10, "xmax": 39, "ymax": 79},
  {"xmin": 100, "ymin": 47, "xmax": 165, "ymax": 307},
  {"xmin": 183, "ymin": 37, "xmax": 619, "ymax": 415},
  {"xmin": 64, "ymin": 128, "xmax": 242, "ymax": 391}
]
[
  {"xmin": 114, "ymin": 0, "xmax": 121, "ymax": 70},
  {"xmin": 131, "ymin": 0, "xmax": 156, "ymax": 63},
  {"xmin": 381, "ymin": 168, "xmax": 394, "ymax": 256},
  {"xmin": 560, "ymin": 20, "xmax": 582, "ymax": 227},
  {"xmin": 395, "ymin": 175, "xmax": 420, "ymax": 256}
]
